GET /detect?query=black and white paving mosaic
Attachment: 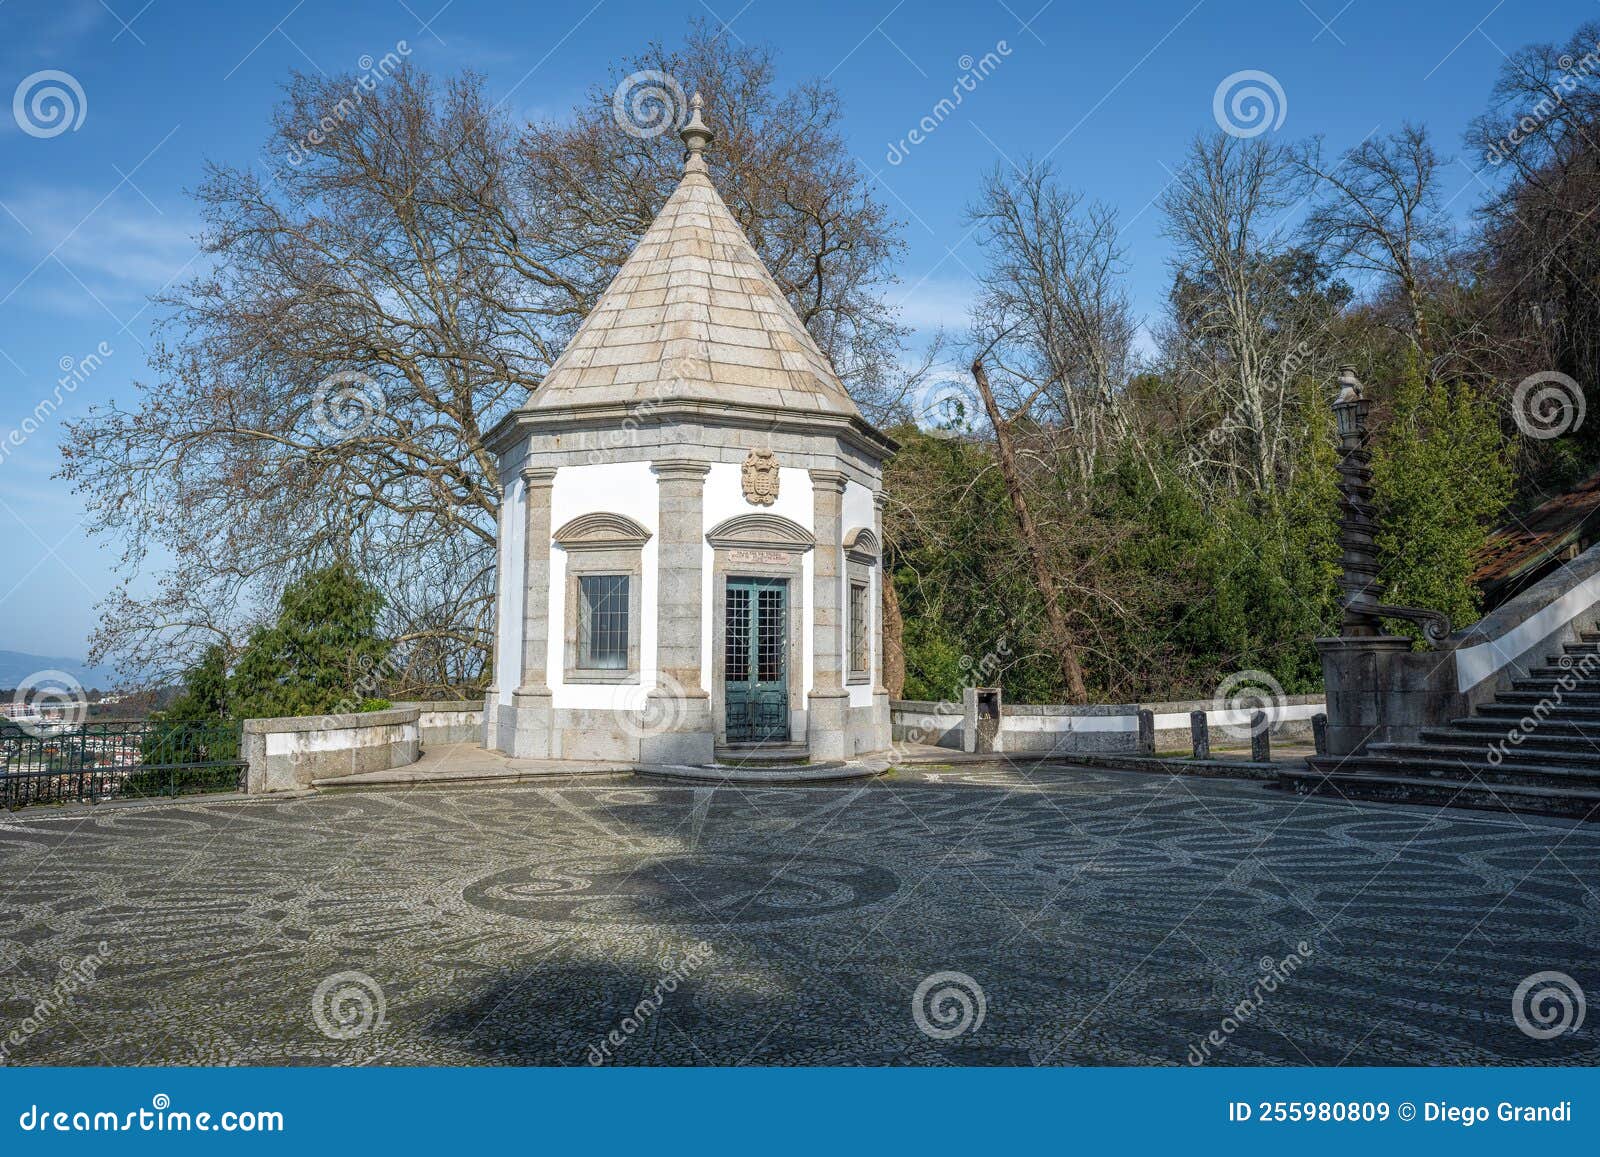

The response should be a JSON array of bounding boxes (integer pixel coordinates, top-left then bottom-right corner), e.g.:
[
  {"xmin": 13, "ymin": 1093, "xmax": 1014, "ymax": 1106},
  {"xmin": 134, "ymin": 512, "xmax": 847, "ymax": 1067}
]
[{"xmin": 2, "ymin": 764, "xmax": 1597, "ymax": 1066}]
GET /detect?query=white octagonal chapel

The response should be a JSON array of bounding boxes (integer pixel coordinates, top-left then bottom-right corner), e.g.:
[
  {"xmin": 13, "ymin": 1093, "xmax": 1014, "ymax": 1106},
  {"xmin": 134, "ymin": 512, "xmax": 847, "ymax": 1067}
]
[{"xmin": 481, "ymin": 96, "xmax": 895, "ymax": 765}]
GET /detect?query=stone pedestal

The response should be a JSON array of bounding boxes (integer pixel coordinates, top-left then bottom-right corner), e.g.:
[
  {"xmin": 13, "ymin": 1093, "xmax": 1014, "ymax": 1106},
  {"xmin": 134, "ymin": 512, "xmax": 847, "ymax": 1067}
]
[
  {"xmin": 962, "ymin": 686, "xmax": 1003, "ymax": 755},
  {"xmin": 482, "ymin": 687, "xmax": 499, "ymax": 750},
  {"xmin": 1316, "ymin": 635, "xmax": 1464, "ymax": 756}
]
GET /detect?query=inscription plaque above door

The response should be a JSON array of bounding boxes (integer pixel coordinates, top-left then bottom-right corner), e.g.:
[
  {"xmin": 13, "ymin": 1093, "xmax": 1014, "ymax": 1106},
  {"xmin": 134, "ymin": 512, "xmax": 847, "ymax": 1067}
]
[{"xmin": 726, "ymin": 548, "xmax": 792, "ymax": 566}]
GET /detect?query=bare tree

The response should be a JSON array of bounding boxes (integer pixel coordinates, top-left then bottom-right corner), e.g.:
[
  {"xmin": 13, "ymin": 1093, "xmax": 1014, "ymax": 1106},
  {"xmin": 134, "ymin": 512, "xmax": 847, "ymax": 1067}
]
[
  {"xmin": 965, "ymin": 161, "xmax": 1136, "ymax": 491},
  {"xmin": 1467, "ymin": 20, "xmax": 1600, "ymax": 427},
  {"xmin": 1296, "ymin": 124, "xmax": 1451, "ymax": 364},
  {"xmin": 968, "ymin": 355, "xmax": 1090, "ymax": 701},
  {"xmin": 60, "ymin": 31, "xmax": 906, "ymax": 691},
  {"xmin": 1159, "ymin": 132, "xmax": 1339, "ymax": 495}
]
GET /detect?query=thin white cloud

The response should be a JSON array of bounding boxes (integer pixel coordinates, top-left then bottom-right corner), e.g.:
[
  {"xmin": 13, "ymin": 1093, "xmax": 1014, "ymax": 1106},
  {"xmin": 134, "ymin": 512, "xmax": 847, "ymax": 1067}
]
[
  {"xmin": 0, "ymin": 186, "xmax": 201, "ymax": 311},
  {"xmin": 891, "ymin": 275, "xmax": 974, "ymax": 332}
]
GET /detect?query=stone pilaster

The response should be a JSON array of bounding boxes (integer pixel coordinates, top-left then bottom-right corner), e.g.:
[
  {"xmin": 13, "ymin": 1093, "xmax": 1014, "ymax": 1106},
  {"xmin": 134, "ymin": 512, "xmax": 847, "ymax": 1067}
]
[
  {"xmin": 512, "ymin": 466, "xmax": 557, "ymax": 759},
  {"xmin": 871, "ymin": 488, "xmax": 891, "ymax": 753},
  {"xmin": 643, "ymin": 459, "xmax": 714, "ymax": 765},
  {"xmin": 483, "ymin": 480, "xmax": 510, "ymax": 751},
  {"xmin": 808, "ymin": 468, "xmax": 849, "ymax": 760}
]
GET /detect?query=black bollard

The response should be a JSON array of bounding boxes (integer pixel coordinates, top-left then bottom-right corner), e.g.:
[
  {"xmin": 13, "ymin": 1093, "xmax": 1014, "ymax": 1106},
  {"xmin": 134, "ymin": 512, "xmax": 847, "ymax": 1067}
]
[
  {"xmin": 1137, "ymin": 708, "xmax": 1155, "ymax": 755},
  {"xmin": 1190, "ymin": 711, "xmax": 1210, "ymax": 760},
  {"xmin": 1251, "ymin": 711, "xmax": 1271, "ymax": 763}
]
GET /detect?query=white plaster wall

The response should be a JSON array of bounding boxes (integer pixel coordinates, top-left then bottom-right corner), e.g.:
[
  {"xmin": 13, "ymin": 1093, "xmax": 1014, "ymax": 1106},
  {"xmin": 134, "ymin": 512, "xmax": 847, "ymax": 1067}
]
[
  {"xmin": 994, "ymin": 703, "xmax": 1326, "ymax": 736},
  {"xmin": 548, "ymin": 462, "xmax": 660, "ymax": 710},
  {"xmin": 842, "ymin": 480, "xmax": 876, "ymax": 709},
  {"xmin": 701, "ymin": 464, "xmax": 815, "ymax": 694},
  {"xmin": 495, "ymin": 476, "xmax": 526, "ymax": 707}
]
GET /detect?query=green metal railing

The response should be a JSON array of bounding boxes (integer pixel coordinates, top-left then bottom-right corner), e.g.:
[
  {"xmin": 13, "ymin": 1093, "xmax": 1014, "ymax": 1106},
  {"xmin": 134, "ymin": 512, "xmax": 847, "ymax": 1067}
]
[{"xmin": 0, "ymin": 719, "xmax": 246, "ymax": 809}]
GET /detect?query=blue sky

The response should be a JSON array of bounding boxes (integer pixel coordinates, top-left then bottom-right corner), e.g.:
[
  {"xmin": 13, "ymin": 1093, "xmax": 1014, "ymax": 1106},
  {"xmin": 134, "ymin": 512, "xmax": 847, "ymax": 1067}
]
[{"xmin": 0, "ymin": 0, "xmax": 1591, "ymax": 660}]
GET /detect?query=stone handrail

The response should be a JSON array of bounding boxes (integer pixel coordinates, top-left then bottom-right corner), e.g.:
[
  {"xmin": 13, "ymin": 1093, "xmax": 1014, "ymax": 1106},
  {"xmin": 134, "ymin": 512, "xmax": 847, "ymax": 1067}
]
[
  {"xmin": 1445, "ymin": 540, "xmax": 1600, "ymax": 695},
  {"xmin": 1317, "ymin": 539, "xmax": 1600, "ymax": 755}
]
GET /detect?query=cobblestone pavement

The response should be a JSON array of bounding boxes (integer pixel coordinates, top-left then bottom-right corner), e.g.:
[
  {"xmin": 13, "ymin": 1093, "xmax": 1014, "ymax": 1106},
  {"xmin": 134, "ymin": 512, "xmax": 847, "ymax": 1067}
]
[{"xmin": 2, "ymin": 764, "xmax": 1598, "ymax": 1066}]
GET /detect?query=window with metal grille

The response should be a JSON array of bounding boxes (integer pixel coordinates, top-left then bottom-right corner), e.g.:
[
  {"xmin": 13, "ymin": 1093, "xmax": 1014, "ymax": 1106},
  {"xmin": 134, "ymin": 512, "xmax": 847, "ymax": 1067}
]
[
  {"xmin": 578, "ymin": 575, "xmax": 629, "ymax": 669},
  {"xmin": 725, "ymin": 587, "xmax": 750, "ymax": 682},
  {"xmin": 757, "ymin": 586, "xmax": 785, "ymax": 682},
  {"xmin": 849, "ymin": 581, "xmax": 869, "ymax": 678}
]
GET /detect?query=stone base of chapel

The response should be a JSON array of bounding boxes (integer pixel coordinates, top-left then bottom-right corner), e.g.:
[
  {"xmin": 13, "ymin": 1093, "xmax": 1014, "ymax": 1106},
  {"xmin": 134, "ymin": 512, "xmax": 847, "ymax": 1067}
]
[{"xmin": 486, "ymin": 698, "xmax": 890, "ymax": 764}]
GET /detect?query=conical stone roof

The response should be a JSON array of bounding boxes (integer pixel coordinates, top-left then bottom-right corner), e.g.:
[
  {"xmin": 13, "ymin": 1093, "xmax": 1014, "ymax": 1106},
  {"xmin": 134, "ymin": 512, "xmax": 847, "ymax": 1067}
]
[{"xmin": 522, "ymin": 95, "xmax": 863, "ymax": 420}]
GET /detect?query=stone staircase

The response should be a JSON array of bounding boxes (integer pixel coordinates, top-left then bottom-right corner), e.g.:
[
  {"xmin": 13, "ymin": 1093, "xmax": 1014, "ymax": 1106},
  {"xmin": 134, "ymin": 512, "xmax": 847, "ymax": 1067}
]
[{"xmin": 1283, "ymin": 629, "xmax": 1600, "ymax": 821}]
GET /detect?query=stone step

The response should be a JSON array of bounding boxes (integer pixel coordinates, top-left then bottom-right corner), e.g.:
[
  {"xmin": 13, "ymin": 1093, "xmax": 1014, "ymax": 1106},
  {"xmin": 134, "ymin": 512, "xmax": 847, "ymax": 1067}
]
[
  {"xmin": 635, "ymin": 760, "xmax": 883, "ymax": 785},
  {"xmin": 1485, "ymin": 692, "xmax": 1600, "ymax": 709},
  {"xmin": 1282, "ymin": 765, "xmax": 1600, "ymax": 821},
  {"xmin": 1443, "ymin": 715, "xmax": 1600, "ymax": 739},
  {"xmin": 713, "ymin": 743, "xmax": 810, "ymax": 767},
  {"xmin": 1376, "ymin": 739, "xmax": 1600, "ymax": 771},
  {"xmin": 1510, "ymin": 675, "xmax": 1600, "ymax": 691},
  {"xmin": 1337, "ymin": 750, "xmax": 1600, "ymax": 785},
  {"xmin": 1523, "ymin": 665, "xmax": 1600, "ymax": 682}
]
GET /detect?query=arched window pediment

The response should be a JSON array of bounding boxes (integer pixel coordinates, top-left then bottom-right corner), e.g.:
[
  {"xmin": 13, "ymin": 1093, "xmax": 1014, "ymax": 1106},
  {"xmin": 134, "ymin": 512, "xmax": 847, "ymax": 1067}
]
[
  {"xmin": 705, "ymin": 513, "xmax": 814, "ymax": 552},
  {"xmin": 843, "ymin": 527, "xmax": 881, "ymax": 561},
  {"xmin": 553, "ymin": 512, "xmax": 652, "ymax": 550}
]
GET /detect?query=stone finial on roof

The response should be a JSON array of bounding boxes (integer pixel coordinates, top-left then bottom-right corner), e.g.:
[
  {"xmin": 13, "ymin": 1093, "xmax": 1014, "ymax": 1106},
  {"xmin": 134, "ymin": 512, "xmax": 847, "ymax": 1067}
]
[{"xmin": 679, "ymin": 92, "xmax": 714, "ymax": 172}]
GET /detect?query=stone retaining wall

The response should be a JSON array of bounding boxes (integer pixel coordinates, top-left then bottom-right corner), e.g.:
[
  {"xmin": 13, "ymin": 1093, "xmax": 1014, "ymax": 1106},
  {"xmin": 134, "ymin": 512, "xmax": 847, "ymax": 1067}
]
[
  {"xmin": 392, "ymin": 701, "xmax": 484, "ymax": 746},
  {"xmin": 890, "ymin": 694, "xmax": 1325, "ymax": 756},
  {"xmin": 243, "ymin": 708, "xmax": 421, "ymax": 793}
]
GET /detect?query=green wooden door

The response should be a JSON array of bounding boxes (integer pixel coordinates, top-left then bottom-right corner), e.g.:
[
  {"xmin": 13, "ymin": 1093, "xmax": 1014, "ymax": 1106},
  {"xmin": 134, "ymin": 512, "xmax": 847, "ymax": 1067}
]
[{"xmin": 724, "ymin": 577, "xmax": 789, "ymax": 743}]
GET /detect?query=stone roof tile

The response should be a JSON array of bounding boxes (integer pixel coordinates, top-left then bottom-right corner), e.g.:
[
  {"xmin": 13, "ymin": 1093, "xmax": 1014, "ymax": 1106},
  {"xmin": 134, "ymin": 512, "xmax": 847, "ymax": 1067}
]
[{"xmin": 521, "ymin": 96, "xmax": 861, "ymax": 420}]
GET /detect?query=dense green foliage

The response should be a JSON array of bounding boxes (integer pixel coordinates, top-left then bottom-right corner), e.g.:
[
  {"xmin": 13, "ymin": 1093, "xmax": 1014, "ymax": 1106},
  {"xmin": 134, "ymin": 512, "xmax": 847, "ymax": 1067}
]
[
  {"xmin": 160, "ymin": 565, "xmax": 395, "ymax": 722},
  {"xmin": 888, "ymin": 398, "xmax": 1344, "ymax": 705},
  {"xmin": 1370, "ymin": 356, "xmax": 1513, "ymax": 638}
]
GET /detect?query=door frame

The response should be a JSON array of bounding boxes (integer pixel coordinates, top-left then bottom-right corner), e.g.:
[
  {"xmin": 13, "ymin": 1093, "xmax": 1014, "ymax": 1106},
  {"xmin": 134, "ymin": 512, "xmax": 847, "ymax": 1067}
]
[
  {"xmin": 707, "ymin": 514, "xmax": 812, "ymax": 746},
  {"xmin": 721, "ymin": 575, "xmax": 792, "ymax": 743}
]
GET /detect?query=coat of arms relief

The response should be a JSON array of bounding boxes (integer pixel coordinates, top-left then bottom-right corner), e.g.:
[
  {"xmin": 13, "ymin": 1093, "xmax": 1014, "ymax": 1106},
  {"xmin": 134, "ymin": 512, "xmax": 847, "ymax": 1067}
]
[{"xmin": 741, "ymin": 448, "xmax": 780, "ymax": 506}]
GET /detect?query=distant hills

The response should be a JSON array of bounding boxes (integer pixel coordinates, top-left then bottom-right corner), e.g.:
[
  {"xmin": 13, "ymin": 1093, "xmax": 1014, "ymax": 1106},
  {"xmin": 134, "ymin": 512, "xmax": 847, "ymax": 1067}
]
[{"xmin": 0, "ymin": 651, "xmax": 123, "ymax": 692}]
